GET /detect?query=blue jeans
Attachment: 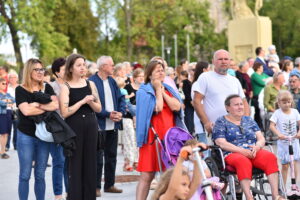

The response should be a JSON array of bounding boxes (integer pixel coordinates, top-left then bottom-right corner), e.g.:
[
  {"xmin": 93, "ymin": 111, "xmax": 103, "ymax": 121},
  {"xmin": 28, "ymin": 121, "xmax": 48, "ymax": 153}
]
[
  {"xmin": 6, "ymin": 118, "xmax": 18, "ymax": 149},
  {"xmin": 50, "ymin": 143, "xmax": 65, "ymax": 195},
  {"xmin": 127, "ymin": 103, "xmax": 136, "ymax": 116},
  {"xmin": 17, "ymin": 130, "xmax": 50, "ymax": 200},
  {"xmin": 196, "ymin": 132, "xmax": 210, "ymax": 158}
]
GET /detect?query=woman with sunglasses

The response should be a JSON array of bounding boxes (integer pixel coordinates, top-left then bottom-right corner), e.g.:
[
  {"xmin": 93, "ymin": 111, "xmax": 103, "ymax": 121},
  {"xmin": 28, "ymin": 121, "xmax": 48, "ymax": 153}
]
[
  {"xmin": 135, "ymin": 60, "xmax": 186, "ymax": 200},
  {"xmin": 0, "ymin": 77, "xmax": 14, "ymax": 159},
  {"xmin": 15, "ymin": 58, "xmax": 58, "ymax": 200}
]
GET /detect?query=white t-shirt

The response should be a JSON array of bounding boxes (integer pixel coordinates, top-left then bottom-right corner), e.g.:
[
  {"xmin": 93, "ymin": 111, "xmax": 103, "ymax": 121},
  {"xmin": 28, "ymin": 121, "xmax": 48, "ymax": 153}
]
[
  {"xmin": 194, "ymin": 71, "xmax": 245, "ymax": 123},
  {"xmin": 103, "ymin": 79, "xmax": 115, "ymax": 131},
  {"xmin": 282, "ymin": 71, "xmax": 290, "ymax": 86},
  {"xmin": 191, "ymin": 83, "xmax": 204, "ymax": 133},
  {"xmin": 270, "ymin": 108, "xmax": 300, "ymax": 162},
  {"xmin": 270, "ymin": 108, "xmax": 300, "ymax": 136}
]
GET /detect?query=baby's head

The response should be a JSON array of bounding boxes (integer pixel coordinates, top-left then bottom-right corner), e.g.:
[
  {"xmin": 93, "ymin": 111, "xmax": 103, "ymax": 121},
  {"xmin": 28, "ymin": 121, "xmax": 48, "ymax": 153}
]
[
  {"xmin": 268, "ymin": 45, "xmax": 276, "ymax": 55},
  {"xmin": 115, "ymin": 77, "xmax": 126, "ymax": 89},
  {"xmin": 184, "ymin": 139, "xmax": 198, "ymax": 148},
  {"xmin": 276, "ymin": 90, "xmax": 294, "ymax": 110}
]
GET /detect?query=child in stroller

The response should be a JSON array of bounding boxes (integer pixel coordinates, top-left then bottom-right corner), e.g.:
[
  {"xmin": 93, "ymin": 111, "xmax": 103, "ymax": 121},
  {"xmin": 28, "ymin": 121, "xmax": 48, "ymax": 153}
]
[{"xmin": 151, "ymin": 143, "xmax": 206, "ymax": 200}]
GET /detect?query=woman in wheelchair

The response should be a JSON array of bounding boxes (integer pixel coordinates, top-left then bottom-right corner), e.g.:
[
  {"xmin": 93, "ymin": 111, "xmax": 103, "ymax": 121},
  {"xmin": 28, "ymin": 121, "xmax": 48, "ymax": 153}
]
[{"xmin": 212, "ymin": 94, "xmax": 285, "ymax": 200}]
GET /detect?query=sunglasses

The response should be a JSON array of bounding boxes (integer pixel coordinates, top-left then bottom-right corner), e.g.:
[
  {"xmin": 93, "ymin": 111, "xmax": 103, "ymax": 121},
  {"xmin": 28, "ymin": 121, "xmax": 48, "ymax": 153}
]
[{"xmin": 33, "ymin": 68, "xmax": 46, "ymax": 73}]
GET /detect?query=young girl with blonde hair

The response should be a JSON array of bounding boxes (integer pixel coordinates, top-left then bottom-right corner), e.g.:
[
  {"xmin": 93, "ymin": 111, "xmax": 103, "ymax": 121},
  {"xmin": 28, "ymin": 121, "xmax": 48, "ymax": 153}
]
[
  {"xmin": 270, "ymin": 90, "xmax": 300, "ymax": 187},
  {"xmin": 151, "ymin": 143, "xmax": 207, "ymax": 200}
]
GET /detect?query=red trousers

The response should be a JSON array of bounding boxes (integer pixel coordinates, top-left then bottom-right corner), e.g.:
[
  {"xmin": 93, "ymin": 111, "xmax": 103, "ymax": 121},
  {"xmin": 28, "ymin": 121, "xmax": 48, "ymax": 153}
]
[{"xmin": 225, "ymin": 149, "xmax": 279, "ymax": 181}]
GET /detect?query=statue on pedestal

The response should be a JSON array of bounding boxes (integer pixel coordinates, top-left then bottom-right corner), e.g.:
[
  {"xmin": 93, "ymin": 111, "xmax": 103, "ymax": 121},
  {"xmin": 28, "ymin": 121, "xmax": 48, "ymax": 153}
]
[
  {"xmin": 255, "ymin": 0, "xmax": 263, "ymax": 16},
  {"xmin": 231, "ymin": 0, "xmax": 263, "ymax": 19}
]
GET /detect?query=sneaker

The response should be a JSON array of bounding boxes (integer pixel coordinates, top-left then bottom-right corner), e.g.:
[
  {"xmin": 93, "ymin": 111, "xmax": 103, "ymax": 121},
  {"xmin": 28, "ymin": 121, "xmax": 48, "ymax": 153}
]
[
  {"xmin": 96, "ymin": 188, "xmax": 101, "ymax": 197},
  {"xmin": 1, "ymin": 153, "xmax": 9, "ymax": 159},
  {"xmin": 104, "ymin": 186, "xmax": 123, "ymax": 193},
  {"xmin": 150, "ymin": 179, "xmax": 158, "ymax": 190}
]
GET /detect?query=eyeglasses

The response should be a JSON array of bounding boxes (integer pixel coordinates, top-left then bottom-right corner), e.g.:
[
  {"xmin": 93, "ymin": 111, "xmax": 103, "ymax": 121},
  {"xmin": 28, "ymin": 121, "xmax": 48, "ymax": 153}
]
[
  {"xmin": 1, "ymin": 82, "xmax": 7, "ymax": 85},
  {"xmin": 33, "ymin": 68, "xmax": 46, "ymax": 73},
  {"xmin": 103, "ymin": 64, "xmax": 114, "ymax": 67}
]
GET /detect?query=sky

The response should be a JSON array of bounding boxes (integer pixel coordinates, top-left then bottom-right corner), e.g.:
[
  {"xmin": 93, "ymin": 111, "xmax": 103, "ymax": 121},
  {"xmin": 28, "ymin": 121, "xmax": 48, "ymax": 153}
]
[{"xmin": 0, "ymin": 33, "xmax": 36, "ymax": 64}]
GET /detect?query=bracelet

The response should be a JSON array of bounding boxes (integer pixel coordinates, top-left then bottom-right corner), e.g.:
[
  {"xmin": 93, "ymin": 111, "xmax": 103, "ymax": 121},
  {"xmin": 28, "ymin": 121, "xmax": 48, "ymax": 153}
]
[{"xmin": 180, "ymin": 150, "xmax": 189, "ymax": 160}]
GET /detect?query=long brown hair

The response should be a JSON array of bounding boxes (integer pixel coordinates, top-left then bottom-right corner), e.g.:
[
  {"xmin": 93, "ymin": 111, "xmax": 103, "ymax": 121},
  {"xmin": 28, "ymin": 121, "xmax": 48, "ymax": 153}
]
[
  {"xmin": 22, "ymin": 58, "xmax": 44, "ymax": 92},
  {"xmin": 144, "ymin": 60, "xmax": 165, "ymax": 83},
  {"xmin": 64, "ymin": 53, "xmax": 86, "ymax": 81}
]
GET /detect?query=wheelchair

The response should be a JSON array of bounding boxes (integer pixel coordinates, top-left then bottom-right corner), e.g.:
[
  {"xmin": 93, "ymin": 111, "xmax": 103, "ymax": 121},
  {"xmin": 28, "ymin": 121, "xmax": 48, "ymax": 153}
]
[{"xmin": 205, "ymin": 144, "xmax": 286, "ymax": 200}]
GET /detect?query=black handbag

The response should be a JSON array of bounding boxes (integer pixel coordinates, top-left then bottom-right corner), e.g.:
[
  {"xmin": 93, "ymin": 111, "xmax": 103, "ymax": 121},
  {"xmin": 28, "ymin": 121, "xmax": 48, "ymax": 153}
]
[{"xmin": 97, "ymin": 129, "xmax": 106, "ymax": 151}]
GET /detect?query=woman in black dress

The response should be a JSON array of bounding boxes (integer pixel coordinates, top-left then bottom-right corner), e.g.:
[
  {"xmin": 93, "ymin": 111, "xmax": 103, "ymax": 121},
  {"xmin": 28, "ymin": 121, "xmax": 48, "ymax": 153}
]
[{"xmin": 60, "ymin": 54, "xmax": 101, "ymax": 200}]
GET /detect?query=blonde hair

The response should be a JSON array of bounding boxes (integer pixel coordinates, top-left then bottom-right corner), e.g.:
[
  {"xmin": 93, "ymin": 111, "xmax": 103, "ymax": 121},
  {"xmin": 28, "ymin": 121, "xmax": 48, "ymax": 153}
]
[
  {"xmin": 276, "ymin": 90, "xmax": 294, "ymax": 109},
  {"xmin": 113, "ymin": 63, "xmax": 126, "ymax": 77},
  {"xmin": 22, "ymin": 58, "xmax": 44, "ymax": 92},
  {"xmin": 115, "ymin": 76, "xmax": 126, "ymax": 88},
  {"xmin": 151, "ymin": 168, "xmax": 189, "ymax": 200}
]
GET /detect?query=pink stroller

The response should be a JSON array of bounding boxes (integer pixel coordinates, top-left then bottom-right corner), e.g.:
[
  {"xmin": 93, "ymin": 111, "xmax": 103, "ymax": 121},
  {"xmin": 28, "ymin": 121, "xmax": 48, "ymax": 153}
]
[
  {"xmin": 151, "ymin": 126, "xmax": 224, "ymax": 200},
  {"xmin": 150, "ymin": 126, "xmax": 193, "ymax": 171}
]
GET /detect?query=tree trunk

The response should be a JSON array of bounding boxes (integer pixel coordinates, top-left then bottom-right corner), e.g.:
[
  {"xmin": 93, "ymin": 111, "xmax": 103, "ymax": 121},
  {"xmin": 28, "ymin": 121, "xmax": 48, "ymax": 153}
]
[
  {"xmin": 7, "ymin": 21, "xmax": 24, "ymax": 77},
  {"xmin": 0, "ymin": 1, "xmax": 24, "ymax": 78},
  {"xmin": 124, "ymin": 0, "xmax": 132, "ymax": 61}
]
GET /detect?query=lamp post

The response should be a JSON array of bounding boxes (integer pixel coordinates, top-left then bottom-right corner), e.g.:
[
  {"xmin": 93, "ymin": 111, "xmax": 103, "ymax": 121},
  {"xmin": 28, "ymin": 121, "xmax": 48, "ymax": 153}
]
[{"xmin": 165, "ymin": 47, "xmax": 172, "ymax": 66}]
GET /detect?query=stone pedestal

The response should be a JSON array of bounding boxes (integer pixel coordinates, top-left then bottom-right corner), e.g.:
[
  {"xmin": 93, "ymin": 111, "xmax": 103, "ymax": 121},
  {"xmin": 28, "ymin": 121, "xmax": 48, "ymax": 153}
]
[{"xmin": 228, "ymin": 16, "xmax": 272, "ymax": 63}]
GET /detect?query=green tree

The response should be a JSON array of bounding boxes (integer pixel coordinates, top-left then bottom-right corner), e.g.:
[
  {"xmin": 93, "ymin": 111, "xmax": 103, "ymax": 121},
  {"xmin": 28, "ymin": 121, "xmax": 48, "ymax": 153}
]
[
  {"xmin": 260, "ymin": 0, "xmax": 300, "ymax": 58},
  {"xmin": 0, "ymin": 0, "xmax": 70, "ymax": 72},
  {"xmin": 52, "ymin": 0, "xmax": 101, "ymax": 61},
  {"xmin": 97, "ymin": 0, "xmax": 226, "ymax": 64}
]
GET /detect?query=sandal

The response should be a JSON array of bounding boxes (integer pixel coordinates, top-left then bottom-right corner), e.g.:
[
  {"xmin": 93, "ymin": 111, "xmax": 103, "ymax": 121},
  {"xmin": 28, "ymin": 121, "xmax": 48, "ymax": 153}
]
[
  {"xmin": 133, "ymin": 162, "xmax": 138, "ymax": 170},
  {"xmin": 275, "ymin": 195, "xmax": 286, "ymax": 200},
  {"xmin": 1, "ymin": 153, "xmax": 9, "ymax": 159},
  {"xmin": 123, "ymin": 164, "xmax": 133, "ymax": 172}
]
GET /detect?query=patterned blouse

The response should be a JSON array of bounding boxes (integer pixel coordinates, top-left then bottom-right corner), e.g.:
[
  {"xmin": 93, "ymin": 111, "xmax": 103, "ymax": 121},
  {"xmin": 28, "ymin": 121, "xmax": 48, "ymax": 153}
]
[
  {"xmin": 0, "ymin": 92, "xmax": 15, "ymax": 114},
  {"xmin": 212, "ymin": 116, "xmax": 260, "ymax": 156}
]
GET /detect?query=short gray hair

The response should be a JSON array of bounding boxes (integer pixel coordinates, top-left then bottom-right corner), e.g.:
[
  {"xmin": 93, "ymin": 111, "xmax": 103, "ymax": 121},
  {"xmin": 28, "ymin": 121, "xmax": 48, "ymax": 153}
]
[
  {"xmin": 213, "ymin": 49, "xmax": 230, "ymax": 61},
  {"xmin": 273, "ymin": 71, "xmax": 283, "ymax": 82},
  {"xmin": 96, "ymin": 56, "xmax": 113, "ymax": 68},
  {"xmin": 8, "ymin": 72, "xmax": 18, "ymax": 78},
  {"xmin": 238, "ymin": 61, "xmax": 247, "ymax": 69}
]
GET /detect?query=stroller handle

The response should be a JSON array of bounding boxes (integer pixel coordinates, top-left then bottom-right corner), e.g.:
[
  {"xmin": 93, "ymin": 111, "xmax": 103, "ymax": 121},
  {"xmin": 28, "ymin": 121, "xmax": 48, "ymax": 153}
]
[{"xmin": 192, "ymin": 145, "xmax": 209, "ymax": 153}]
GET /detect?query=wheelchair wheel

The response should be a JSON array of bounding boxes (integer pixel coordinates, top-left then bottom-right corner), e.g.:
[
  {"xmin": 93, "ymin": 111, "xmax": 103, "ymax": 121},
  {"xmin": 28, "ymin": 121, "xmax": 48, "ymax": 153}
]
[{"xmin": 205, "ymin": 157, "xmax": 220, "ymax": 178}]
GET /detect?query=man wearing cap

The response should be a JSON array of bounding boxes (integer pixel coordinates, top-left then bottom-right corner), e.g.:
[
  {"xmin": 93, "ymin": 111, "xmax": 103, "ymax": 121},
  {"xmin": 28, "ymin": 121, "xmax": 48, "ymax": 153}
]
[
  {"xmin": 255, "ymin": 47, "xmax": 274, "ymax": 76},
  {"xmin": 290, "ymin": 57, "xmax": 300, "ymax": 77}
]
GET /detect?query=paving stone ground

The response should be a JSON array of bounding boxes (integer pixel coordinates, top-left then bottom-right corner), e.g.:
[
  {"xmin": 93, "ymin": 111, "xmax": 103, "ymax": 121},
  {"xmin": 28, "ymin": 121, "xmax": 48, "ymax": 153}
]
[{"xmin": 1, "ymin": 144, "xmax": 299, "ymax": 200}]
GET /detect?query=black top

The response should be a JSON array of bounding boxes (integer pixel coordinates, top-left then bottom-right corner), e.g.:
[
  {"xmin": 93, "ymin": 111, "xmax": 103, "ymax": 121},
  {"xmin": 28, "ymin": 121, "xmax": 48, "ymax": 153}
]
[
  {"xmin": 16, "ymin": 83, "xmax": 55, "ymax": 137},
  {"xmin": 65, "ymin": 81, "xmax": 93, "ymax": 116},
  {"xmin": 124, "ymin": 83, "xmax": 137, "ymax": 105},
  {"xmin": 125, "ymin": 77, "xmax": 131, "ymax": 85},
  {"xmin": 182, "ymin": 79, "xmax": 193, "ymax": 108}
]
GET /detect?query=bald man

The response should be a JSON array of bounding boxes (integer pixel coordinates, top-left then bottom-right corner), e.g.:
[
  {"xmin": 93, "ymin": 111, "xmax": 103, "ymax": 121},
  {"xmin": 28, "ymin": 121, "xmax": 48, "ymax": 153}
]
[{"xmin": 193, "ymin": 49, "xmax": 250, "ymax": 134}]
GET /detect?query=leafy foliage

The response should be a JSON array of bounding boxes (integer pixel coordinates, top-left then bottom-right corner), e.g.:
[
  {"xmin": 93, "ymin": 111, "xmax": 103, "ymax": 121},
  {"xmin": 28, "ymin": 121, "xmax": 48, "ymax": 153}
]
[
  {"xmin": 260, "ymin": 0, "xmax": 300, "ymax": 58},
  {"xmin": 97, "ymin": 0, "xmax": 227, "ymax": 65}
]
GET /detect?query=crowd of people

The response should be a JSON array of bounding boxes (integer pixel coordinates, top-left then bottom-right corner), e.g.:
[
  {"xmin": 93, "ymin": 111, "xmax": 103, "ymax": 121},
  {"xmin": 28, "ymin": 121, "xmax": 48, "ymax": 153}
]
[{"xmin": 0, "ymin": 45, "xmax": 299, "ymax": 200}]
